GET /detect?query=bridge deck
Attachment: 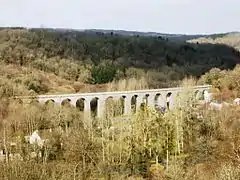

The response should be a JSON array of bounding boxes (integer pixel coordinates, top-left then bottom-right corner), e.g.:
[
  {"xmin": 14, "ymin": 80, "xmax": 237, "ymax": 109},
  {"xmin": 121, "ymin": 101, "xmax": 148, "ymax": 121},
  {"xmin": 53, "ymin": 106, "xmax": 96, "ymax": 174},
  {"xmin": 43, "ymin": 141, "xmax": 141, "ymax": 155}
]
[{"xmin": 16, "ymin": 85, "xmax": 212, "ymax": 99}]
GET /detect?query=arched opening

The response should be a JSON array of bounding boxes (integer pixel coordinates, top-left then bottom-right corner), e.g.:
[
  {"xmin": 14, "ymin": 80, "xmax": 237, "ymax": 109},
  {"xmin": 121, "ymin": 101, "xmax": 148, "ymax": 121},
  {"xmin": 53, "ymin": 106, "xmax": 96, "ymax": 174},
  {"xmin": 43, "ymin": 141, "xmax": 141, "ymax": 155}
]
[
  {"xmin": 104, "ymin": 96, "xmax": 124, "ymax": 118},
  {"xmin": 90, "ymin": 97, "xmax": 98, "ymax": 117},
  {"xmin": 154, "ymin": 93, "xmax": 165, "ymax": 107},
  {"xmin": 115, "ymin": 96, "xmax": 125, "ymax": 116},
  {"xmin": 154, "ymin": 93, "xmax": 166, "ymax": 114},
  {"xmin": 105, "ymin": 96, "xmax": 115, "ymax": 118},
  {"xmin": 61, "ymin": 98, "xmax": 72, "ymax": 107},
  {"xmin": 76, "ymin": 98, "xmax": 85, "ymax": 111},
  {"xmin": 203, "ymin": 90, "xmax": 209, "ymax": 95},
  {"xmin": 203, "ymin": 90, "xmax": 211, "ymax": 103},
  {"xmin": 30, "ymin": 99, "xmax": 39, "ymax": 105},
  {"xmin": 131, "ymin": 95, "xmax": 138, "ymax": 113},
  {"xmin": 140, "ymin": 94, "xmax": 149, "ymax": 110},
  {"xmin": 143, "ymin": 94, "xmax": 149, "ymax": 105},
  {"xmin": 195, "ymin": 90, "xmax": 202, "ymax": 100},
  {"xmin": 45, "ymin": 99, "xmax": 55, "ymax": 105},
  {"xmin": 166, "ymin": 92, "xmax": 172, "ymax": 109}
]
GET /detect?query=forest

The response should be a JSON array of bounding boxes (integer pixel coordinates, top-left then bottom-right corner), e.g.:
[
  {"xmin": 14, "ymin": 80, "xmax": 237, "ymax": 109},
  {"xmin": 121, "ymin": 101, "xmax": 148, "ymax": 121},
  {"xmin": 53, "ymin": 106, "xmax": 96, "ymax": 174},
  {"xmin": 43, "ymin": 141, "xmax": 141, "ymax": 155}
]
[
  {"xmin": 0, "ymin": 28, "xmax": 240, "ymax": 91},
  {"xmin": 0, "ymin": 27, "xmax": 240, "ymax": 179}
]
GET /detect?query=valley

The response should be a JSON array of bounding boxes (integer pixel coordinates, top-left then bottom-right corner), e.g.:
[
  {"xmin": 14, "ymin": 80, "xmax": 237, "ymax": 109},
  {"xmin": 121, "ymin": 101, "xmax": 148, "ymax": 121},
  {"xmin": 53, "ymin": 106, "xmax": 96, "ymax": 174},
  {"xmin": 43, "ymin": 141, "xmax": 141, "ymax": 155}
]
[{"xmin": 0, "ymin": 27, "xmax": 240, "ymax": 179}]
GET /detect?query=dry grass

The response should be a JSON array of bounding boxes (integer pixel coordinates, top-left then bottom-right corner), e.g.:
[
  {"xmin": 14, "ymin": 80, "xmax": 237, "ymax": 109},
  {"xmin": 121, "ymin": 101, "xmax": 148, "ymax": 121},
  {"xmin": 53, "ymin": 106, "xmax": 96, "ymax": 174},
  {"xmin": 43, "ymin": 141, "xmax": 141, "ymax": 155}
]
[
  {"xmin": 0, "ymin": 63, "xmax": 151, "ymax": 96},
  {"xmin": 0, "ymin": 63, "xmax": 76, "ymax": 94},
  {"xmin": 106, "ymin": 77, "xmax": 149, "ymax": 92},
  {"xmin": 188, "ymin": 33, "xmax": 240, "ymax": 51},
  {"xmin": 181, "ymin": 76, "xmax": 198, "ymax": 87},
  {"xmin": 0, "ymin": 63, "xmax": 124, "ymax": 95}
]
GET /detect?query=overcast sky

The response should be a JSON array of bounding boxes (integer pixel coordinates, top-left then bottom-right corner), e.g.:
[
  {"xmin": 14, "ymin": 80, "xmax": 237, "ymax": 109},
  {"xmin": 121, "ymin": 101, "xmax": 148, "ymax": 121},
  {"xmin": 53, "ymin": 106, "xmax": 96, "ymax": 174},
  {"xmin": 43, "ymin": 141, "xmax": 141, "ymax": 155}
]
[{"xmin": 1, "ymin": 0, "xmax": 239, "ymax": 34}]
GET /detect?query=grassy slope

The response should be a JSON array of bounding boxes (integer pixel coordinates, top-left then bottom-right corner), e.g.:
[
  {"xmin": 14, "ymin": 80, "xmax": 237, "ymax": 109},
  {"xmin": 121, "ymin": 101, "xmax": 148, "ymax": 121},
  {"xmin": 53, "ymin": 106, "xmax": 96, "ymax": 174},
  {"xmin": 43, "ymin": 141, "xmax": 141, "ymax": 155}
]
[
  {"xmin": 188, "ymin": 33, "xmax": 240, "ymax": 51},
  {"xmin": 0, "ymin": 63, "xmax": 114, "ymax": 96},
  {"xmin": 0, "ymin": 62, "xmax": 147, "ymax": 96}
]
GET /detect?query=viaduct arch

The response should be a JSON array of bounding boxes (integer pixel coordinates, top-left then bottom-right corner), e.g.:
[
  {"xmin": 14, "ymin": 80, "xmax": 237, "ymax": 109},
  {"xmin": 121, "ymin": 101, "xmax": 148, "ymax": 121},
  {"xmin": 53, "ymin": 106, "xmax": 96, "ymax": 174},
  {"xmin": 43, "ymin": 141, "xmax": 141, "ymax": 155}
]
[{"xmin": 16, "ymin": 85, "xmax": 211, "ymax": 118}]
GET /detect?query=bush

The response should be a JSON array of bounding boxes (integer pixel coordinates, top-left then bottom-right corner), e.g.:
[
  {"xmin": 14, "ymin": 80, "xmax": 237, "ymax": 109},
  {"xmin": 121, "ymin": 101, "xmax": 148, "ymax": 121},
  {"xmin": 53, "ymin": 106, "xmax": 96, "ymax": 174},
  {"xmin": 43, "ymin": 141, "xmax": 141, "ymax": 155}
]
[
  {"xmin": 199, "ymin": 68, "xmax": 226, "ymax": 89},
  {"xmin": 88, "ymin": 62, "xmax": 117, "ymax": 84},
  {"xmin": 24, "ymin": 75, "xmax": 49, "ymax": 94},
  {"xmin": 147, "ymin": 164, "xmax": 165, "ymax": 180}
]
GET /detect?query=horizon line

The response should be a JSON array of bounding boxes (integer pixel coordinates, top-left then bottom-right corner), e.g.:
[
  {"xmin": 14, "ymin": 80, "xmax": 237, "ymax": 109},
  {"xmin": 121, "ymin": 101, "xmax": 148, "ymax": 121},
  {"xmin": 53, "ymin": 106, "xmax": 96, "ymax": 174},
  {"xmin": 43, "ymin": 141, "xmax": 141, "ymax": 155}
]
[{"xmin": 0, "ymin": 25, "xmax": 239, "ymax": 36}]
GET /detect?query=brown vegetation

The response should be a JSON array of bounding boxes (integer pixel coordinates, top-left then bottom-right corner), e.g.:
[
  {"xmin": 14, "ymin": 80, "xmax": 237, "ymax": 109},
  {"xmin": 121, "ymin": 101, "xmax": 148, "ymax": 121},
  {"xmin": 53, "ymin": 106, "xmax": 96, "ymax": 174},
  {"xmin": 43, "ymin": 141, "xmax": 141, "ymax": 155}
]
[
  {"xmin": 0, "ymin": 73, "xmax": 240, "ymax": 179},
  {"xmin": 0, "ymin": 27, "xmax": 240, "ymax": 179},
  {"xmin": 188, "ymin": 33, "xmax": 240, "ymax": 51},
  {"xmin": 0, "ymin": 27, "xmax": 240, "ymax": 92}
]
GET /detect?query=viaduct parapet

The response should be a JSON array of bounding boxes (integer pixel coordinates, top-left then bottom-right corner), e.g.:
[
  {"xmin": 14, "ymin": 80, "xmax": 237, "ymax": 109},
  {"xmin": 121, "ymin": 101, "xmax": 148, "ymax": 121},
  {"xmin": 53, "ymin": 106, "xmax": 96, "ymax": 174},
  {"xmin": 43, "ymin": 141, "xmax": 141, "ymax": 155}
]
[{"xmin": 17, "ymin": 85, "xmax": 212, "ymax": 118}]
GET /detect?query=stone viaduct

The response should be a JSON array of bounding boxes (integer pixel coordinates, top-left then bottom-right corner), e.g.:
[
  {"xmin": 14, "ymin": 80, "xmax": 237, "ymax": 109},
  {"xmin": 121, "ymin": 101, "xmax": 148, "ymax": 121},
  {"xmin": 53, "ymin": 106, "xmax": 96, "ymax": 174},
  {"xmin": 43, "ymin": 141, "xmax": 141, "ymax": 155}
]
[
  {"xmin": 16, "ymin": 85, "xmax": 211, "ymax": 117},
  {"xmin": 17, "ymin": 85, "xmax": 211, "ymax": 118}
]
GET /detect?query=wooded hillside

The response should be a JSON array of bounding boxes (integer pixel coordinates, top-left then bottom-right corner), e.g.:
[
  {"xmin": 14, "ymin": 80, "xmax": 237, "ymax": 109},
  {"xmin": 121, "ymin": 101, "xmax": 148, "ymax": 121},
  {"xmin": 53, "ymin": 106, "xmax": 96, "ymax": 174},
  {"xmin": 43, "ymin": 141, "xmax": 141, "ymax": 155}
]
[
  {"xmin": 188, "ymin": 33, "xmax": 240, "ymax": 51},
  {"xmin": 1, "ymin": 28, "xmax": 240, "ymax": 180},
  {"xmin": 0, "ymin": 27, "xmax": 239, "ymax": 94}
]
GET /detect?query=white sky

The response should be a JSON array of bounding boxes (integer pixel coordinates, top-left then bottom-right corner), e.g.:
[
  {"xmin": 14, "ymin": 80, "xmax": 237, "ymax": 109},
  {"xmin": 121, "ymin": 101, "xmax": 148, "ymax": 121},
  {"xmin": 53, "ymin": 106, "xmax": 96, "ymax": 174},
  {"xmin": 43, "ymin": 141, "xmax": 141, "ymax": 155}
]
[{"xmin": 1, "ymin": 0, "xmax": 239, "ymax": 34}]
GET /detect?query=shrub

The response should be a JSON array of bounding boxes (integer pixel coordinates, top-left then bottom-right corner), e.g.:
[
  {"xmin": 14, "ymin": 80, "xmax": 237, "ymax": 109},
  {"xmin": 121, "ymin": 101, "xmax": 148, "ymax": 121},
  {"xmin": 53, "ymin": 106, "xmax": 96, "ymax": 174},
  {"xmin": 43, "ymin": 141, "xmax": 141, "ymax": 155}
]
[
  {"xmin": 24, "ymin": 76, "xmax": 49, "ymax": 94},
  {"xmin": 199, "ymin": 68, "xmax": 226, "ymax": 89},
  {"xmin": 147, "ymin": 164, "xmax": 165, "ymax": 180},
  {"xmin": 88, "ymin": 62, "xmax": 117, "ymax": 84}
]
